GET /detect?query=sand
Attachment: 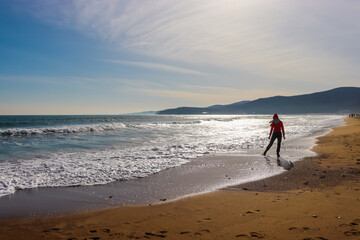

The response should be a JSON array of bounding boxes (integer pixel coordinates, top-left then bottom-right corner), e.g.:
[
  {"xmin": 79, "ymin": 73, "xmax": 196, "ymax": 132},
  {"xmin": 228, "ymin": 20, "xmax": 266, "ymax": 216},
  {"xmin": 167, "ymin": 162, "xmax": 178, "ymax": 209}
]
[{"xmin": 0, "ymin": 117, "xmax": 359, "ymax": 240}]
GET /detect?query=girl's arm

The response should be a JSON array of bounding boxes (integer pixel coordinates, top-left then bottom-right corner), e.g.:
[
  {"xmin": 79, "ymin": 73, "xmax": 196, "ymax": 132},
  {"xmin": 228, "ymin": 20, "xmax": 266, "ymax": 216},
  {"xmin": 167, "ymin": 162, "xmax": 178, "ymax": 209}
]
[{"xmin": 281, "ymin": 122, "xmax": 285, "ymax": 139}]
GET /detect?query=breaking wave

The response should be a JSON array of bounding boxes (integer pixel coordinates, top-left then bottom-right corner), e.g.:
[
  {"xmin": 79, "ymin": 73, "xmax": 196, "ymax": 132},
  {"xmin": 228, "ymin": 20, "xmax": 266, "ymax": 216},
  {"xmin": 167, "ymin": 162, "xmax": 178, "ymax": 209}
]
[{"xmin": 0, "ymin": 123, "xmax": 127, "ymax": 136}]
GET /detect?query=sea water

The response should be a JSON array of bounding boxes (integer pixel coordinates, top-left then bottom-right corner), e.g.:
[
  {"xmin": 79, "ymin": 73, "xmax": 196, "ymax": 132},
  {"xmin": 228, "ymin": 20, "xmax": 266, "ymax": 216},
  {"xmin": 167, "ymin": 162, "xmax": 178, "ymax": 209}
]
[{"xmin": 0, "ymin": 114, "xmax": 344, "ymax": 197}]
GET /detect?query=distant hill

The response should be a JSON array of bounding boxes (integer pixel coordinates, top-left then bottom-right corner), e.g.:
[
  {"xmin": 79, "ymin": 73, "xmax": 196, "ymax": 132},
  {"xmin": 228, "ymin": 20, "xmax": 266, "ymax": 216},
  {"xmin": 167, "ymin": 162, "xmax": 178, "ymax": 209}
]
[
  {"xmin": 207, "ymin": 100, "xmax": 250, "ymax": 109},
  {"xmin": 157, "ymin": 87, "xmax": 360, "ymax": 114},
  {"xmin": 127, "ymin": 111, "xmax": 158, "ymax": 115}
]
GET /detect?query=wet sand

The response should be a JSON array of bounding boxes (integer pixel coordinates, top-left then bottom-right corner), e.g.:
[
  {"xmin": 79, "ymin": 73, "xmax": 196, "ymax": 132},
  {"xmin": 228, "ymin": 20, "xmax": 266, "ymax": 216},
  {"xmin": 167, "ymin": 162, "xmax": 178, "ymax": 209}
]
[
  {"xmin": 0, "ymin": 117, "xmax": 359, "ymax": 240},
  {"xmin": 0, "ymin": 153, "xmax": 295, "ymax": 218}
]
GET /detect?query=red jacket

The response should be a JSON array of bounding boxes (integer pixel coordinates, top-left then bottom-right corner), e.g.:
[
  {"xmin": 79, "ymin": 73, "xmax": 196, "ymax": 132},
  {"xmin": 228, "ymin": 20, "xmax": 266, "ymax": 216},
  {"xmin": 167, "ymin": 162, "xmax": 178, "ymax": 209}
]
[{"xmin": 270, "ymin": 120, "xmax": 285, "ymax": 137}]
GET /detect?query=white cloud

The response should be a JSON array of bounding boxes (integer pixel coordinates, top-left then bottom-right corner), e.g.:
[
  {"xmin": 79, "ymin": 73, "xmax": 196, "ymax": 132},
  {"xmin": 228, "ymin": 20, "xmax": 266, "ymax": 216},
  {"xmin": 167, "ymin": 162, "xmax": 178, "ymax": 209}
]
[
  {"xmin": 127, "ymin": 83, "xmax": 300, "ymax": 106},
  {"xmin": 134, "ymin": 88, "xmax": 224, "ymax": 102},
  {"xmin": 27, "ymin": 0, "xmax": 360, "ymax": 86},
  {"xmin": 107, "ymin": 59, "xmax": 208, "ymax": 76}
]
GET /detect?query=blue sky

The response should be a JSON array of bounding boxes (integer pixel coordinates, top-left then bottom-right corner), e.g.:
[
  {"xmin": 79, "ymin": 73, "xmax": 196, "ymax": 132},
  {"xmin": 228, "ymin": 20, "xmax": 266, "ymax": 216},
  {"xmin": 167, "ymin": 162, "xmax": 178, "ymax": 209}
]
[{"xmin": 1, "ymin": 0, "xmax": 359, "ymax": 115}]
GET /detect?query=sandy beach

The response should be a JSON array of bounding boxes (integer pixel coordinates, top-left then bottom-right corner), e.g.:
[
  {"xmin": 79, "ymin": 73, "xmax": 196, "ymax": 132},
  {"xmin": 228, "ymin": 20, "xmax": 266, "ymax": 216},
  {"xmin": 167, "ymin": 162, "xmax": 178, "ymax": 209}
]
[{"xmin": 0, "ymin": 117, "xmax": 359, "ymax": 240}]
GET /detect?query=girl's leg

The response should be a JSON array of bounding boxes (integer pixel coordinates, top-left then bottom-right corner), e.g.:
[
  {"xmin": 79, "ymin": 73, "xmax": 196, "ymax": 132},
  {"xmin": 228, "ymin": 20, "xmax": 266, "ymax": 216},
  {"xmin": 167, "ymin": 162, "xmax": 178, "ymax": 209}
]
[
  {"xmin": 263, "ymin": 134, "xmax": 276, "ymax": 155},
  {"xmin": 276, "ymin": 134, "xmax": 282, "ymax": 157}
]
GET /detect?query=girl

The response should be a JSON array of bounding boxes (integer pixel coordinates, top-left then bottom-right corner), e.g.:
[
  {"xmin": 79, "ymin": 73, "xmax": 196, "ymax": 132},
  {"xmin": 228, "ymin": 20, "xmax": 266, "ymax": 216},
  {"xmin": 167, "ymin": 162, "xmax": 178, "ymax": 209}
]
[{"xmin": 263, "ymin": 113, "xmax": 285, "ymax": 157}]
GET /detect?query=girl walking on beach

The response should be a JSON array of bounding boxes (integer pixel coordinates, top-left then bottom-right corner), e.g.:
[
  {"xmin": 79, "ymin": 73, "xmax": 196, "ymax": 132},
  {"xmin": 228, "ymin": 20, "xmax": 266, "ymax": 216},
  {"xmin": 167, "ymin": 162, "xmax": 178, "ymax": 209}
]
[{"xmin": 263, "ymin": 113, "xmax": 285, "ymax": 157}]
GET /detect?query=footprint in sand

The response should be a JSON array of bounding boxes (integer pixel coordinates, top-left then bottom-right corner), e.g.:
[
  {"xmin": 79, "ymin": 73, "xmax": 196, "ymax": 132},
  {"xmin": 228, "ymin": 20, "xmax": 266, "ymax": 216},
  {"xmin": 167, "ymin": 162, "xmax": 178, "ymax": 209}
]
[
  {"xmin": 339, "ymin": 221, "xmax": 359, "ymax": 228},
  {"xmin": 145, "ymin": 232, "xmax": 166, "ymax": 238},
  {"xmin": 236, "ymin": 233, "xmax": 248, "ymax": 238},
  {"xmin": 180, "ymin": 231, "xmax": 190, "ymax": 235},
  {"xmin": 344, "ymin": 230, "xmax": 360, "ymax": 236},
  {"xmin": 250, "ymin": 232, "xmax": 264, "ymax": 238},
  {"xmin": 288, "ymin": 227, "xmax": 310, "ymax": 232}
]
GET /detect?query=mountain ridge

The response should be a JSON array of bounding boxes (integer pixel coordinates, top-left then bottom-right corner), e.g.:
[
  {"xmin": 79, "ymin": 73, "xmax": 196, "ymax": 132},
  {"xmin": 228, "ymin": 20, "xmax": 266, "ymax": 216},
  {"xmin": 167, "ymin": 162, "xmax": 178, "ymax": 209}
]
[{"xmin": 157, "ymin": 87, "xmax": 360, "ymax": 114}]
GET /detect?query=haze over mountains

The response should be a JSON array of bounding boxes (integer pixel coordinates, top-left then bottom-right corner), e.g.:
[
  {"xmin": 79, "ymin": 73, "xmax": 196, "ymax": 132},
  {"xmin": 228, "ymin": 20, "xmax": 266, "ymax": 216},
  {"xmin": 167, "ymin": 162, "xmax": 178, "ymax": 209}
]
[{"xmin": 157, "ymin": 87, "xmax": 360, "ymax": 115}]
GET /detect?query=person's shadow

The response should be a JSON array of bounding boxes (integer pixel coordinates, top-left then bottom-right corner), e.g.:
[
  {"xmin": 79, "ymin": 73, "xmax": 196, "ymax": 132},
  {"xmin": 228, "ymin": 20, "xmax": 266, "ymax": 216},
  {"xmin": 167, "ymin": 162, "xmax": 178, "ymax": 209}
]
[{"xmin": 264, "ymin": 156, "xmax": 294, "ymax": 171}]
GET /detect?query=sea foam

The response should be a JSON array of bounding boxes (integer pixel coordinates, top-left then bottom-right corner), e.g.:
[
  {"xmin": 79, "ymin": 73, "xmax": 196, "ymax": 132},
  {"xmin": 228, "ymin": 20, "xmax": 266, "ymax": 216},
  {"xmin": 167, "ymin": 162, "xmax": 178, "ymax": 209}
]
[
  {"xmin": 0, "ymin": 122, "xmax": 126, "ymax": 136},
  {"xmin": 0, "ymin": 114, "xmax": 345, "ymax": 197}
]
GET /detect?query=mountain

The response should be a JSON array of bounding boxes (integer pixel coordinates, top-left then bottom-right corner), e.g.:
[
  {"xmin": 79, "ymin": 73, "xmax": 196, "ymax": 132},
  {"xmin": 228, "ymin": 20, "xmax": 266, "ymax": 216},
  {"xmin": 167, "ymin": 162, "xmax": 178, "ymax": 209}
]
[
  {"xmin": 127, "ymin": 111, "xmax": 158, "ymax": 115},
  {"xmin": 207, "ymin": 100, "xmax": 250, "ymax": 109},
  {"xmin": 157, "ymin": 87, "xmax": 360, "ymax": 114}
]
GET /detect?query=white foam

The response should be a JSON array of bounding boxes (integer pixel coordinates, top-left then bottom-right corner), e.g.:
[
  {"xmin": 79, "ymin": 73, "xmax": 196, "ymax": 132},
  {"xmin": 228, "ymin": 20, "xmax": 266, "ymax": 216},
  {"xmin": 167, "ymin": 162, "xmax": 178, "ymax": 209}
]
[
  {"xmin": 0, "ymin": 115, "xmax": 345, "ymax": 197},
  {"xmin": 0, "ymin": 122, "xmax": 126, "ymax": 136},
  {"xmin": 0, "ymin": 144, "xmax": 194, "ymax": 197}
]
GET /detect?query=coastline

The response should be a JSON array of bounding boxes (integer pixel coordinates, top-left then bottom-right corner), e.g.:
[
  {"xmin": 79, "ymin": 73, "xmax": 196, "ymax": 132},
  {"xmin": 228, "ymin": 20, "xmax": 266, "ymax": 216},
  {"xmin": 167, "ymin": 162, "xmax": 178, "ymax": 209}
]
[
  {"xmin": 0, "ymin": 115, "xmax": 336, "ymax": 219},
  {"xmin": 0, "ymin": 153, "xmax": 295, "ymax": 218},
  {"xmin": 0, "ymin": 117, "xmax": 359, "ymax": 239}
]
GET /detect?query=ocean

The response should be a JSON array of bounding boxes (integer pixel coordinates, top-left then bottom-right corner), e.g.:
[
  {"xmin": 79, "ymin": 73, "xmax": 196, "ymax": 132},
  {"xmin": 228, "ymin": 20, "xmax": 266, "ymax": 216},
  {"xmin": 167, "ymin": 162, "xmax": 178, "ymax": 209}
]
[{"xmin": 0, "ymin": 114, "xmax": 344, "ymax": 198}]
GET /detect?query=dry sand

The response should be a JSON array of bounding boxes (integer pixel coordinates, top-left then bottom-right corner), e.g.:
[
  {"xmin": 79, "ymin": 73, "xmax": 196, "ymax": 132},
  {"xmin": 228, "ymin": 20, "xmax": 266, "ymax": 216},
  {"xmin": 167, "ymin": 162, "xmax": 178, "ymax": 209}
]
[{"xmin": 0, "ymin": 117, "xmax": 359, "ymax": 240}]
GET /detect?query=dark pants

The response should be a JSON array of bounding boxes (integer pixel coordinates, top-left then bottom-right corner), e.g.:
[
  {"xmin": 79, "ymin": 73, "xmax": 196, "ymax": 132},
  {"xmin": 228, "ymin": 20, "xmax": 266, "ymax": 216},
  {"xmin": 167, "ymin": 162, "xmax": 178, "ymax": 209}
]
[{"xmin": 265, "ymin": 132, "xmax": 282, "ymax": 155}]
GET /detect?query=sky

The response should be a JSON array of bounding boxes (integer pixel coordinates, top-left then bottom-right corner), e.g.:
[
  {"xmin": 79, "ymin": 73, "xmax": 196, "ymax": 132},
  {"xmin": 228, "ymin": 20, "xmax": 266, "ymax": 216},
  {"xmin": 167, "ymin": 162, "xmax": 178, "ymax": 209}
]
[{"xmin": 0, "ymin": 0, "xmax": 359, "ymax": 115}]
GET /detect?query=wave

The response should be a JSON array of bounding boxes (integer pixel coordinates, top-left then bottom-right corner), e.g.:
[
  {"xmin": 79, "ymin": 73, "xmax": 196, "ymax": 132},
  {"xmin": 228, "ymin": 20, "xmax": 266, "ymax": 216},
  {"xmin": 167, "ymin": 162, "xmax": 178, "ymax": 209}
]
[
  {"xmin": 0, "ymin": 123, "xmax": 127, "ymax": 136},
  {"xmin": 0, "ymin": 116, "xmax": 252, "ymax": 137},
  {"xmin": 0, "ymin": 143, "xmax": 199, "ymax": 197},
  {"xmin": 0, "ymin": 115, "xmax": 344, "ymax": 138},
  {"xmin": 0, "ymin": 120, "xmax": 207, "ymax": 137}
]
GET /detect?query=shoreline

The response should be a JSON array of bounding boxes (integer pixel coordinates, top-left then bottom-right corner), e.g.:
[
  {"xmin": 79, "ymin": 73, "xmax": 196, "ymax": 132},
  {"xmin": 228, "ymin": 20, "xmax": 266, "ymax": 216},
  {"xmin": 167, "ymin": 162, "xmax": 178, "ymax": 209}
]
[
  {"xmin": 0, "ymin": 121, "xmax": 333, "ymax": 219},
  {"xmin": 0, "ymin": 114, "xmax": 343, "ymax": 203},
  {"xmin": 0, "ymin": 152, "xmax": 296, "ymax": 219},
  {"xmin": 0, "ymin": 117, "xmax": 359, "ymax": 239}
]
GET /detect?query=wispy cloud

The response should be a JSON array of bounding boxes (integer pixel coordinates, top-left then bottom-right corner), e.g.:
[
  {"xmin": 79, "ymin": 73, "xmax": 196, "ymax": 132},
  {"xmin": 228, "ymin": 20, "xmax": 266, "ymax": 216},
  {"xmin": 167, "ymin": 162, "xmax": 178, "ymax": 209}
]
[
  {"xmin": 127, "ymin": 83, "xmax": 298, "ymax": 105},
  {"xmin": 19, "ymin": 0, "xmax": 360, "ymax": 87},
  {"xmin": 30, "ymin": 0, "xmax": 357, "ymax": 84},
  {"xmin": 132, "ymin": 88, "xmax": 228, "ymax": 104},
  {"xmin": 107, "ymin": 59, "xmax": 208, "ymax": 76}
]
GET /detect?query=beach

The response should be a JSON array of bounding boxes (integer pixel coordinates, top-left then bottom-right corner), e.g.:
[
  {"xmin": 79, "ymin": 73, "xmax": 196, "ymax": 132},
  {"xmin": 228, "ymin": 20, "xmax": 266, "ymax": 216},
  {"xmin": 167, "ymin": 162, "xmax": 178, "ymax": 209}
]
[
  {"xmin": 2, "ymin": 1, "xmax": 360, "ymax": 239},
  {"xmin": 0, "ymin": 117, "xmax": 359, "ymax": 240}
]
